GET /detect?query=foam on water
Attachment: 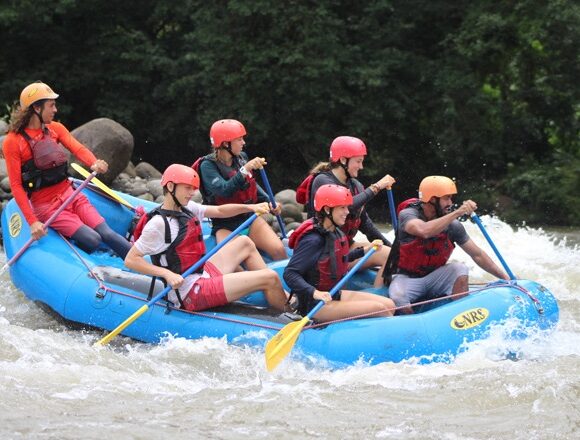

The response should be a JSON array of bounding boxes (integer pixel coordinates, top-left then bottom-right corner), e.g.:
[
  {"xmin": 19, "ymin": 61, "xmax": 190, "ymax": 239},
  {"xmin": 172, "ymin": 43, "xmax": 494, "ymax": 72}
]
[{"xmin": 0, "ymin": 217, "xmax": 579, "ymax": 439}]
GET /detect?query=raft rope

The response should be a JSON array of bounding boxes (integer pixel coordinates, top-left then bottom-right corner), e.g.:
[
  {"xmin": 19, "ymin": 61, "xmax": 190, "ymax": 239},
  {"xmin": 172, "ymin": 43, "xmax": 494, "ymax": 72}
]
[
  {"xmin": 306, "ymin": 286, "xmax": 485, "ymax": 329},
  {"xmin": 58, "ymin": 234, "xmax": 543, "ymax": 333},
  {"xmin": 58, "ymin": 234, "xmax": 285, "ymax": 331},
  {"xmin": 305, "ymin": 280, "xmax": 544, "ymax": 329}
]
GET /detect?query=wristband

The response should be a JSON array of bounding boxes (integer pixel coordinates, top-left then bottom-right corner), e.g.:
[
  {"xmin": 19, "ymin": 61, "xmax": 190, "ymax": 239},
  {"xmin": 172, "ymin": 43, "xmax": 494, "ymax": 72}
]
[{"xmin": 239, "ymin": 166, "xmax": 252, "ymax": 178}]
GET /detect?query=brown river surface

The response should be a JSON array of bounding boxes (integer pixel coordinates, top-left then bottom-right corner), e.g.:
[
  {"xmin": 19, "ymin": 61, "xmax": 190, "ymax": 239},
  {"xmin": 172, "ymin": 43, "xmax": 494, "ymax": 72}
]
[{"xmin": 1, "ymin": 217, "xmax": 578, "ymax": 439}]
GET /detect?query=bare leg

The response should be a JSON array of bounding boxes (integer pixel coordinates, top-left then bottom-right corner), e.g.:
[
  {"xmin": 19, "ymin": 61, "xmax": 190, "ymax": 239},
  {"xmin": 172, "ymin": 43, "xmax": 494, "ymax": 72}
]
[
  {"xmin": 451, "ymin": 275, "xmax": 469, "ymax": 300},
  {"xmin": 342, "ymin": 290, "xmax": 396, "ymax": 316},
  {"xmin": 212, "ymin": 229, "xmax": 267, "ymax": 273},
  {"xmin": 210, "ymin": 235, "xmax": 268, "ymax": 271},
  {"xmin": 221, "ymin": 270, "xmax": 287, "ymax": 311},
  {"xmin": 209, "ymin": 235, "xmax": 287, "ymax": 310},
  {"xmin": 347, "ymin": 240, "xmax": 391, "ymax": 287},
  {"xmin": 312, "ymin": 290, "xmax": 394, "ymax": 323},
  {"xmin": 249, "ymin": 216, "xmax": 288, "ymax": 261}
]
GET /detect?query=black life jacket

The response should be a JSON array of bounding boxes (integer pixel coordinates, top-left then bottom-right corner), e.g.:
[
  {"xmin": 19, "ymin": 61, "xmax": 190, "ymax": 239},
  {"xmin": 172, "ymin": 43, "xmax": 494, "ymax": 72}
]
[
  {"xmin": 20, "ymin": 128, "xmax": 68, "ymax": 194},
  {"xmin": 192, "ymin": 153, "xmax": 257, "ymax": 205}
]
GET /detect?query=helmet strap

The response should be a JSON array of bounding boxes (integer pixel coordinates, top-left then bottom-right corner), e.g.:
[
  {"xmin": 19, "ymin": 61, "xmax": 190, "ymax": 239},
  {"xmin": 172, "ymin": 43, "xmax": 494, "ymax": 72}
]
[
  {"xmin": 339, "ymin": 158, "xmax": 352, "ymax": 180},
  {"xmin": 30, "ymin": 100, "xmax": 48, "ymax": 131},
  {"xmin": 224, "ymin": 143, "xmax": 235, "ymax": 158},
  {"xmin": 322, "ymin": 207, "xmax": 341, "ymax": 230},
  {"xmin": 168, "ymin": 183, "xmax": 183, "ymax": 209}
]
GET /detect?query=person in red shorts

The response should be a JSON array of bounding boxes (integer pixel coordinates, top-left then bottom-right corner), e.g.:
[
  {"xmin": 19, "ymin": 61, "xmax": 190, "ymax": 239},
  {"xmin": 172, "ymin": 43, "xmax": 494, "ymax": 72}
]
[
  {"xmin": 124, "ymin": 164, "xmax": 288, "ymax": 312},
  {"xmin": 2, "ymin": 81, "xmax": 131, "ymax": 258}
]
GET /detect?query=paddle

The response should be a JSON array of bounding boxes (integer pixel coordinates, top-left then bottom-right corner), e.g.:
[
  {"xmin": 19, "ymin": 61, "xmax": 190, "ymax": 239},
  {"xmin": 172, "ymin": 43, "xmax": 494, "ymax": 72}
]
[
  {"xmin": 1, "ymin": 171, "xmax": 98, "ymax": 274},
  {"xmin": 258, "ymin": 168, "xmax": 287, "ymax": 239},
  {"xmin": 470, "ymin": 213, "xmax": 516, "ymax": 280},
  {"xmin": 71, "ymin": 163, "xmax": 134, "ymax": 210},
  {"xmin": 95, "ymin": 213, "xmax": 259, "ymax": 346},
  {"xmin": 265, "ymin": 245, "xmax": 378, "ymax": 372},
  {"xmin": 386, "ymin": 187, "xmax": 398, "ymax": 231}
]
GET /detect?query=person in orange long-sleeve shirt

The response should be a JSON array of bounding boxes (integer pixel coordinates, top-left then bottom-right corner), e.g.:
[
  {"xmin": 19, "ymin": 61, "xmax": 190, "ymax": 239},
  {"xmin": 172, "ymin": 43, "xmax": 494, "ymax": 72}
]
[{"xmin": 2, "ymin": 81, "xmax": 131, "ymax": 258}]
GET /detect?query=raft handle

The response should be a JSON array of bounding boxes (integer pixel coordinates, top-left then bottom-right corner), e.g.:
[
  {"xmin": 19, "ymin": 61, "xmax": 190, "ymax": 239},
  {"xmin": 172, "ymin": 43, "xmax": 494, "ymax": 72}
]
[{"xmin": 95, "ymin": 286, "xmax": 107, "ymax": 299}]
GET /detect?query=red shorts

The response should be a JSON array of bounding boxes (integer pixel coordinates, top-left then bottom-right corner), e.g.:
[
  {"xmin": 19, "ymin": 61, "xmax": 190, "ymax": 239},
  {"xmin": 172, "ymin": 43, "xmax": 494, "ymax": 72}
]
[
  {"xmin": 182, "ymin": 261, "xmax": 227, "ymax": 312},
  {"xmin": 33, "ymin": 186, "xmax": 104, "ymax": 237}
]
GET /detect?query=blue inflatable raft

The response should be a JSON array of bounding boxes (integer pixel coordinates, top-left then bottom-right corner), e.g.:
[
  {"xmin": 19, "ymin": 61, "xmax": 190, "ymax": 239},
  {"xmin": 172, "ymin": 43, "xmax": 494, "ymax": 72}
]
[{"xmin": 1, "ymin": 180, "xmax": 559, "ymax": 367}]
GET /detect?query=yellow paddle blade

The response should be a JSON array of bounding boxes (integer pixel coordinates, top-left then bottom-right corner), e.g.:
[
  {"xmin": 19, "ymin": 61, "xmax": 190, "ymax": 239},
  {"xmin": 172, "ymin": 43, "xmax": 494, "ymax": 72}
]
[
  {"xmin": 71, "ymin": 163, "xmax": 134, "ymax": 209},
  {"xmin": 94, "ymin": 304, "xmax": 149, "ymax": 346},
  {"xmin": 265, "ymin": 316, "xmax": 310, "ymax": 372}
]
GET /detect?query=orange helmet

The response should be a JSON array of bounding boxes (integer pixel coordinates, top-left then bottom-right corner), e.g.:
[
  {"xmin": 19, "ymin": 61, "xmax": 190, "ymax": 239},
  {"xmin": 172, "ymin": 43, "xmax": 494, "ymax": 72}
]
[
  {"xmin": 418, "ymin": 176, "xmax": 457, "ymax": 202},
  {"xmin": 161, "ymin": 164, "xmax": 200, "ymax": 189},
  {"xmin": 209, "ymin": 119, "xmax": 247, "ymax": 147},
  {"xmin": 20, "ymin": 82, "xmax": 59, "ymax": 109},
  {"xmin": 314, "ymin": 184, "xmax": 353, "ymax": 211},
  {"xmin": 329, "ymin": 136, "xmax": 367, "ymax": 162}
]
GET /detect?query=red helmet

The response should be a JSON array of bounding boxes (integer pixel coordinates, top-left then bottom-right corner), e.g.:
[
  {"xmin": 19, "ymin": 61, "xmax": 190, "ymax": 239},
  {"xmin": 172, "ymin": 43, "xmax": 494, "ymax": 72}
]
[
  {"xmin": 329, "ymin": 136, "xmax": 367, "ymax": 162},
  {"xmin": 161, "ymin": 164, "xmax": 200, "ymax": 189},
  {"xmin": 314, "ymin": 184, "xmax": 353, "ymax": 211},
  {"xmin": 209, "ymin": 119, "xmax": 247, "ymax": 147}
]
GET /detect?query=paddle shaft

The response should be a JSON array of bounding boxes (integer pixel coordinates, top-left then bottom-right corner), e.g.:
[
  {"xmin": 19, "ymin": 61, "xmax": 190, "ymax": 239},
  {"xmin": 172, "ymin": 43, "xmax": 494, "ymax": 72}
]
[
  {"xmin": 305, "ymin": 246, "xmax": 378, "ymax": 320},
  {"xmin": 387, "ymin": 188, "xmax": 398, "ymax": 231},
  {"xmin": 258, "ymin": 168, "xmax": 287, "ymax": 238},
  {"xmin": 2, "ymin": 171, "xmax": 98, "ymax": 271},
  {"xmin": 471, "ymin": 213, "xmax": 516, "ymax": 280},
  {"xmin": 264, "ymin": 245, "xmax": 379, "ymax": 371},
  {"xmin": 96, "ymin": 213, "xmax": 259, "ymax": 346}
]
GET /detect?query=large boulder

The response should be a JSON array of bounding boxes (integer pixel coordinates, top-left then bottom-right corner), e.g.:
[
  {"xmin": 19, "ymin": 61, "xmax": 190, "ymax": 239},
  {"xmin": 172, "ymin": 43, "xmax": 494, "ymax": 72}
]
[
  {"xmin": 135, "ymin": 162, "xmax": 162, "ymax": 179},
  {"xmin": 281, "ymin": 203, "xmax": 304, "ymax": 222},
  {"xmin": 0, "ymin": 176, "xmax": 10, "ymax": 192},
  {"xmin": 146, "ymin": 179, "xmax": 163, "ymax": 199},
  {"xmin": 70, "ymin": 118, "xmax": 134, "ymax": 184},
  {"xmin": 122, "ymin": 161, "xmax": 138, "ymax": 178},
  {"xmin": 0, "ymin": 158, "xmax": 7, "ymax": 180},
  {"xmin": 275, "ymin": 189, "xmax": 299, "ymax": 206}
]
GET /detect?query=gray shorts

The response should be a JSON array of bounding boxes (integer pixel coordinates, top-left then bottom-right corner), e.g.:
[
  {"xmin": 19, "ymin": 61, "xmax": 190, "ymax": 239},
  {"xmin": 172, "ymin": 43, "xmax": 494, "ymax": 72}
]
[{"xmin": 389, "ymin": 262, "xmax": 469, "ymax": 307}]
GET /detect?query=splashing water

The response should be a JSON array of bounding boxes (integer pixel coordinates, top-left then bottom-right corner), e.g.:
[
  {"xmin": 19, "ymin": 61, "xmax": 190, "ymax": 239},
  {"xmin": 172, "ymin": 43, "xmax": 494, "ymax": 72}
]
[{"xmin": 0, "ymin": 217, "xmax": 578, "ymax": 439}]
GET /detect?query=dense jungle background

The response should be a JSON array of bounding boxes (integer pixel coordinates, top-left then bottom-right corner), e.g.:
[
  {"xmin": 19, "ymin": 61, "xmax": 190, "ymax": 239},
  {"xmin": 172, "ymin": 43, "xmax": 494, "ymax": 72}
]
[{"xmin": 1, "ymin": 0, "xmax": 578, "ymax": 225}]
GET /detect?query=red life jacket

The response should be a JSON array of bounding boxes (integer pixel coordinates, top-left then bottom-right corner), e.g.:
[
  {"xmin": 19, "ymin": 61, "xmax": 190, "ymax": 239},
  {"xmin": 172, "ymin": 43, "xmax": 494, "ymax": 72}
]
[
  {"xmin": 289, "ymin": 218, "xmax": 350, "ymax": 291},
  {"xmin": 133, "ymin": 206, "xmax": 206, "ymax": 275},
  {"xmin": 20, "ymin": 128, "xmax": 68, "ymax": 193},
  {"xmin": 298, "ymin": 171, "xmax": 363, "ymax": 241},
  {"xmin": 295, "ymin": 174, "xmax": 314, "ymax": 204},
  {"xmin": 396, "ymin": 198, "xmax": 421, "ymax": 215},
  {"xmin": 192, "ymin": 154, "xmax": 257, "ymax": 205},
  {"xmin": 396, "ymin": 199, "xmax": 455, "ymax": 277}
]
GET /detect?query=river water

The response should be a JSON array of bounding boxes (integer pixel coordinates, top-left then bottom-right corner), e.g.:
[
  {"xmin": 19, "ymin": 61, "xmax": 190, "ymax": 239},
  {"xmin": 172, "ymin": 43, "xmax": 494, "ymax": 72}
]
[{"xmin": 0, "ymin": 217, "xmax": 578, "ymax": 439}]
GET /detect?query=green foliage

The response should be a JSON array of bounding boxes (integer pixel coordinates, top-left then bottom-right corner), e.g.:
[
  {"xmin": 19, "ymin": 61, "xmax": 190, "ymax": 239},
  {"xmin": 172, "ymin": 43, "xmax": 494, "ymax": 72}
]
[
  {"xmin": 501, "ymin": 151, "xmax": 580, "ymax": 225},
  {"xmin": 0, "ymin": 0, "xmax": 578, "ymax": 224}
]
